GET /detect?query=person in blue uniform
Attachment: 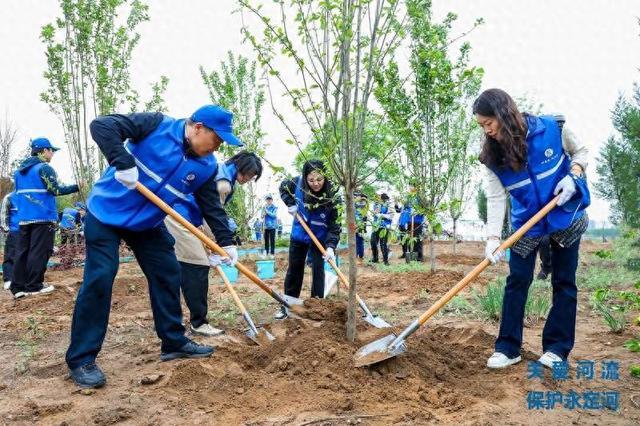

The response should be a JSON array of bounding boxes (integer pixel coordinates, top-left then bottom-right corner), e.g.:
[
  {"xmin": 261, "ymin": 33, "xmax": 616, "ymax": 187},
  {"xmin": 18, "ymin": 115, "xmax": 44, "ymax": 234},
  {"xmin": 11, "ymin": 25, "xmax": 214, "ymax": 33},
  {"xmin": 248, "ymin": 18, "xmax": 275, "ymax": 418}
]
[
  {"xmin": 275, "ymin": 160, "xmax": 341, "ymax": 319},
  {"xmin": 165, "ymin": 151, "xmax": 262, "ymax": 337},
  {"xmin": 370, "ymin": 193, "xmax": 393, "ymax": 265},
  {"xmin": 11, "ymin": 138, "xmax": 79, "ymax": 298},
  {"xmin": 65, "ymin": 105, "xmax": 243, "ymax": 389},
  {"xmin": 1, "ymin": 191, "xmax": 20, "ymax": 290},
  {"xmin": 58, "ymin": 202, "xmax": 86, "ymax": 245},
  {"xmin": 262, "ymin": 195, "xmax": 278, "ymax": 257},
  {"xmin": 474, "ymin": 89, "xmax": 590, "ymax": 370}
]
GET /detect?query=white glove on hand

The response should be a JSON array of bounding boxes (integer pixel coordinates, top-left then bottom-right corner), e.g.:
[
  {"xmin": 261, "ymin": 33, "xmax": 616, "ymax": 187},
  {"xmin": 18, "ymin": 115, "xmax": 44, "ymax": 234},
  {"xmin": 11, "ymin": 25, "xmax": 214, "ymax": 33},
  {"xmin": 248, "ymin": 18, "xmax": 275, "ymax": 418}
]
[
  {"xmin": 485, "ymin": 238, "xmax": 505, "ymax": 264},
  {"xmin": 114, "ymin": 166, "xmax": 139, "ymax": 190},
  {"xmin": 287, "ymin": 205, "xmax": 298, "ymax": 216},
  {"xmin": 221, "ymin": 245, "xmax": 238, "ymax": 266},
  {"xmin": 208, "ymin": 254, "xmax": 224, "ymax": 268},
  {"xmin": 216, "ymin": 179, "xmax": 232, "ymax": 205},
  {"xmin": 323, "ymin": 247, "xmax": 336, "ymax": 262},
  {"xmin": 553, "ymin": 175, "xmax": 577, "ymax": 206}
]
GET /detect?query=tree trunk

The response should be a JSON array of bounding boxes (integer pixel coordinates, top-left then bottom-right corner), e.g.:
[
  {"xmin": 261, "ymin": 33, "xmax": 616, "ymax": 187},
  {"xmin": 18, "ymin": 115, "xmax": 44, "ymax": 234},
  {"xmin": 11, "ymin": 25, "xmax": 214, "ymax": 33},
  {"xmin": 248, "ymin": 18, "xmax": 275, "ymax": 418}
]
[
  {"xmin": 429, "ymin": 233, "xmax": 435, "ymax": 272},
  {"xmin": 344, "ymin": 186, "xmax": 358, "ymax": 342},
  {"xmin": 452, "ymin": 218, "xmax": 457, "ymax": 255}
]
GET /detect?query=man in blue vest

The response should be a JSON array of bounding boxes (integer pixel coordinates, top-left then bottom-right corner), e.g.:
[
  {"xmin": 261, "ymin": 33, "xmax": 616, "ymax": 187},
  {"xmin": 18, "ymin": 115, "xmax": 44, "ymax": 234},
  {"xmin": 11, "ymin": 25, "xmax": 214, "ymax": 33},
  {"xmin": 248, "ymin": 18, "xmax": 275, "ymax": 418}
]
[
  {"xmin": 1, "ymin": 191, "xmax": 20, "ymax": 290},
  {"xmin": 11, "ymin": 138, "xmax": 79, "ymax": 299},
  {"xmin": 262, "ymin": 194, "xmax": 278, "ymax": 257},
  {"xmin": 65, "ymin": 105, "xmax": 242, "ymax": 389},
  {"xmin": 370, "ymin": 193, "xmax": 393, "ymax": 265},
  {"xmin": 58, "ymin": 201, "xmax": 86, "ymax": 245}
]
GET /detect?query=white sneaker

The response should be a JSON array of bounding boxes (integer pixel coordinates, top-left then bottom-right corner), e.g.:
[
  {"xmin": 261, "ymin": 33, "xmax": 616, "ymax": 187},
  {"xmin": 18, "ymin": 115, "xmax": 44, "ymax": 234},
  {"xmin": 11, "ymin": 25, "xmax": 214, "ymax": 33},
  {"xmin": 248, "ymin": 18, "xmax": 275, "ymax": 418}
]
[
  {"xmin": 190, "ymin": 323, "xmax": 224, "ymax": 337},
  {"xmin": 27, "ymin": 284, "xmax": 55, "ymax": 296},
  {"xmin": 538, "ymin": 351, "xmax": 563, "ymax": 369},
  {"xmin": 13, "ymin": 291, "xmax": 27, "ymax": 300},
  {"xmin": 3, "ymin": 281, "xmax": 11, "ymax": 290},
  {"xmin": 487, "ymin": 352, "xmax": 522, "ymax": 369}
]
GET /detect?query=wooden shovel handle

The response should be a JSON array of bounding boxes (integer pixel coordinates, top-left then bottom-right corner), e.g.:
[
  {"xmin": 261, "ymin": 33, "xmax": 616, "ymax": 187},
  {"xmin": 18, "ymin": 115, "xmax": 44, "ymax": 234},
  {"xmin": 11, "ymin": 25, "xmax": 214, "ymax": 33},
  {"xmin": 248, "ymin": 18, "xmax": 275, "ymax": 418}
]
[
  {"xmin": 135, "ymin": 182, "xmax": 288, "ymax": 307},
  {"xmin": 415, "ymin": 195, "xmax": 561, "ymax": 327},
  {"xmin": 215, "ymin": 265, "xmax": 248, "ymax": 316},
  {"xmin": 295, "ymin": 213, "xmax": 365, "ymax": 304}
]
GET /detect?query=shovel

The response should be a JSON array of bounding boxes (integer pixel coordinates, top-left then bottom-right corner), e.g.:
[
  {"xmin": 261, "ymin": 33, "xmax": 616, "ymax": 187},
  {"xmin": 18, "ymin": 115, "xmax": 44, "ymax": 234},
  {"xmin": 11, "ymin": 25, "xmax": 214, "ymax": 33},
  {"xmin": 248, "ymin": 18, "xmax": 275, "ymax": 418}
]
[
  {"xmin": 135, "ymin": 182, "xmax": 306, "ymax": 317},
  {"xmin": 215, "ymin": 265, "xmax": 275, "ymax": 345},
  {"xmin": 354, "ymin": 195, "xmax": 561, "ymax": 367},
  {"xmin": 295, "ymin": 213, "xmax": 392, "ymax": 329}
]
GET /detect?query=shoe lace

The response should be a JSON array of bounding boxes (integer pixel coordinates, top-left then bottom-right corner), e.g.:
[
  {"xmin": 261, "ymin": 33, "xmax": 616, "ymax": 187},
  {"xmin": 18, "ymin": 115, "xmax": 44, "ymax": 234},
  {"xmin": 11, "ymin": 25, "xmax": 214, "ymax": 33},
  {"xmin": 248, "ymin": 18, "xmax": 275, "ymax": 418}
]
[{"xmin": 82, "ymin": 363, "xmax": 98, "ymax": 373}]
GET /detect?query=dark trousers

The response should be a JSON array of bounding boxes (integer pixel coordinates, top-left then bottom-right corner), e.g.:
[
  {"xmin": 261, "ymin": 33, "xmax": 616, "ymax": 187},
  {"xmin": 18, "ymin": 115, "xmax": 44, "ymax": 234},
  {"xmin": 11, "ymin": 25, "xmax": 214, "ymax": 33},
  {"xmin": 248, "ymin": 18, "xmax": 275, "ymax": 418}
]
[
  {"xmin": 12, "ymin": 223, "xmax": 55, "ymax": 293},
  {"xmin": 66, "ymin": 212, "xmax": 189, "ymax": 369},
  {"xmin": 399, "ymin": 224, "xmax": 423, "ymax": 260},
  {"xmin": 179, "ymin": 261, "xmax": 210, "ymax": 328},
  {"xmin": 2, "ymin": 231, "xmax": 18, "ymax": 283},
  {"xmin": 60, "ymin": 228, "xmax": 79, "ymax": 245},
  {"xmin": 355, "ymin": 232, "xmax": 365, "ymax": 258},
  {"xmin": 538, "ymin": 235, "xmax": 552, "ymax": 274},
  {"xmin": 370, "ymin": 228, "xmax": 389, "ymax": 263},
  {"xmin": 284, "ymin": 239, "xmax": 325, "ymax": 298},
  {"xmin": 495, "ymin": 237, "xmax": 581, "ymax": 360},
  {"xmin": 264, "ymin": 228, "xmax": 276, "ymax": 255}
]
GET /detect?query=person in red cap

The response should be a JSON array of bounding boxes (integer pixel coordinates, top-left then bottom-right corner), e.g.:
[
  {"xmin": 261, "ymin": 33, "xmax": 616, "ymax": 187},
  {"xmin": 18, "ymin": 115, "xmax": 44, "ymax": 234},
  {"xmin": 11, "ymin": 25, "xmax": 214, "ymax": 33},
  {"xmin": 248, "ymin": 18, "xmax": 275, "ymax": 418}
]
[
  {"xmin": 11, "ymin": 137, "xmax": 79, "ymax": 299},
  {"xmin": 65, "ymin": 105, "xmax": 243, "ymax": 389}
]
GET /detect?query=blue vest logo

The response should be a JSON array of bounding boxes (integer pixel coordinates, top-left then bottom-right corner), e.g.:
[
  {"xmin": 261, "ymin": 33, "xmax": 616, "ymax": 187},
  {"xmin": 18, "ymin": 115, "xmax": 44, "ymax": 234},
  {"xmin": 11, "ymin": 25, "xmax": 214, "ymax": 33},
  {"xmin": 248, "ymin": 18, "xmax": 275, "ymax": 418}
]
[
  {"xmin": 186, "ymin": 173, "xmax": 196, "ymax": 181},
  {"xmin": 544, "ymin": 148, "xmax": 553, "ymax": 158}
]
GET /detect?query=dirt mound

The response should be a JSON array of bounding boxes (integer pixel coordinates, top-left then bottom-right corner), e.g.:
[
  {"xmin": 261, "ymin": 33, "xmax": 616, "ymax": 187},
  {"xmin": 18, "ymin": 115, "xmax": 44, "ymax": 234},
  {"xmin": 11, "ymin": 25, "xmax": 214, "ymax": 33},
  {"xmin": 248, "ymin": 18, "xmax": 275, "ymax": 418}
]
[
  {"xmin": 437, "ymin": 253, "xmax": 485, "ymax": 266},
  {"xmin": 161, "ymin": 299, "xmax": 508, "ymax": 424}
]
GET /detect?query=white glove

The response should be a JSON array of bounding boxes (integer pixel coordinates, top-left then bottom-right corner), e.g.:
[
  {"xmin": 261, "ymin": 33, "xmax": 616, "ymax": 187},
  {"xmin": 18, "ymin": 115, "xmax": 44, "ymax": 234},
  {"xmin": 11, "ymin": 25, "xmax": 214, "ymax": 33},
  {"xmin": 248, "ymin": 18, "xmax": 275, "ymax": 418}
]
[
  {"xmin": 221, "ymin": 245, "xmax": 238, "ymax": 266},
  {"xmin": 485, "ymin": 238, "xmax": 505, "ymax": 264},
  {"xmin": 553, "ymin": 175, "xmax": 577, "ymax": 206},
  {"xmin": 324, "ymin": 247, "xmax": 336, "ymax": 262},
  {"xmin": 114, "ymin": 166, "xmax": 138, "ymax": 190},
  {"xmin": 208, "ymin": 254, "xmax": 224, "ymax": 267},
  {"xmin": 216, "ymin": 179, "xmax": 232, "ymax": 205},
  {"xmin": 287, "ymin": 205, "xmax": 298, "ymax": 216}
]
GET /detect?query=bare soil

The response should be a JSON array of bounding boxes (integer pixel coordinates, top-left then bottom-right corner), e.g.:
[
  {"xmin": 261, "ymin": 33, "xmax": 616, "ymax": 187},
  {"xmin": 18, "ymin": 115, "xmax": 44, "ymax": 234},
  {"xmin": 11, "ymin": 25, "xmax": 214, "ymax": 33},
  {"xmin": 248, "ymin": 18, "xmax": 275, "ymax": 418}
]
[{"xmin": 0, "ymin": 241, "xmax": 638, "ymax": 425}]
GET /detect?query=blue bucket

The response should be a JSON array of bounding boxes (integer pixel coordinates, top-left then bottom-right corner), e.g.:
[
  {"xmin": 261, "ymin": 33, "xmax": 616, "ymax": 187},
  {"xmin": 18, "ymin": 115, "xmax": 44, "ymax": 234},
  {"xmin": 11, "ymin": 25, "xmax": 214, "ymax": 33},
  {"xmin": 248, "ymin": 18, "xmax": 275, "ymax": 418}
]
[
  {"xmin": 218, "ymin": 264, "xmax": 239, "ymax": 284},
  {"xmin": 256, "ymin": 259, "xmax": 275, "ymax": 279}
]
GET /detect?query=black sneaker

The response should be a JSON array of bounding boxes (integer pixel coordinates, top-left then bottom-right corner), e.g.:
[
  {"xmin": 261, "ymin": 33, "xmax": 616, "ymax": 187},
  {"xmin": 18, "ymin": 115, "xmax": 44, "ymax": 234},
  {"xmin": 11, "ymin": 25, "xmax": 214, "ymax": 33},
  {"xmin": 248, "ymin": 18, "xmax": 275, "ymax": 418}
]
[
  {"xmin": 160, "ymin": 340, "xmax": 215, "ymax": 362},
  {"xmin": 69, "ymin": 362, "xmax": 106, "ymax": 389}
]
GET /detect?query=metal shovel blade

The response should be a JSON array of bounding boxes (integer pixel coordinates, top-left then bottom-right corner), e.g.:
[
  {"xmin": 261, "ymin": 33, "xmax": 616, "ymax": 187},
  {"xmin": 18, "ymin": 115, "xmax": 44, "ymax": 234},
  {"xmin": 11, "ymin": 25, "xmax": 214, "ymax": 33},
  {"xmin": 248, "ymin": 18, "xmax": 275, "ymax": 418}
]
[
  {"xmin": 362, "ymin": 312, "xmax": 392, "ymax": 329},
  {"xmin": 353, "ymin": 333, "xmax": 407, "ymax": 367},
  {"xmin": 246, "ymin": 327, "xmax": 276, "ymax": 346}
]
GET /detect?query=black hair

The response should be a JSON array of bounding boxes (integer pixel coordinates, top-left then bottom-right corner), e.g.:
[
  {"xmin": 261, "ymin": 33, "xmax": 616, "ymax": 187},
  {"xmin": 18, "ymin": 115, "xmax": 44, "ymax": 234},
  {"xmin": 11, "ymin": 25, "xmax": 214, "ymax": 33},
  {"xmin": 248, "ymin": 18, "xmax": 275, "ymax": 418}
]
[
  {"xmin": 31, "ymin": 148, "xmax": 46, "ymax": 156},
  {"xmin": 226, "ymin": 151, "xmax": 263, "ymax": 181},
  {"xmin": 473, "ymin": 88, "xmax": 528, "ymax": 171},
  {"xmin": 301, "ymin": 160, "xmax": 335, "ymax": 209},
  {"xmin": 380, "ymin": 193, "xmax": 389, "ymax": 201}
]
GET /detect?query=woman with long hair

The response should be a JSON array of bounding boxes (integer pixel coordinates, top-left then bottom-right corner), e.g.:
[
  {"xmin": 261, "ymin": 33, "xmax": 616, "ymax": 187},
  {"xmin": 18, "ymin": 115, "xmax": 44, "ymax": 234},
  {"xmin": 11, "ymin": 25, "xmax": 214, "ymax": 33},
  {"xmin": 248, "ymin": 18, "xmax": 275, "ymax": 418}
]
[{"xmin": 474, "ymin": 88, "xmax": 590, "ymax": 369}]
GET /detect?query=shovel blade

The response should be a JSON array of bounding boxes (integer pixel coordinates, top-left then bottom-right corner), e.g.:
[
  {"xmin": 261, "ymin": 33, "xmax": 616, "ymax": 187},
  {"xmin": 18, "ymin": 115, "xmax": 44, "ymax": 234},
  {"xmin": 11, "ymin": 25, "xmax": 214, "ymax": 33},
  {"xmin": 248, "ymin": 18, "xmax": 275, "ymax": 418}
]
[
  {"xmin": 362, "ymin": 313, "xmax": 392, "ymax": 329},
  {"xmin": 353, "ymin": 333, "xmax": 407, "ymax": 367},
  {"xmin": 246, "ymin": 327, "xmax": 276, "ymax": 346}
]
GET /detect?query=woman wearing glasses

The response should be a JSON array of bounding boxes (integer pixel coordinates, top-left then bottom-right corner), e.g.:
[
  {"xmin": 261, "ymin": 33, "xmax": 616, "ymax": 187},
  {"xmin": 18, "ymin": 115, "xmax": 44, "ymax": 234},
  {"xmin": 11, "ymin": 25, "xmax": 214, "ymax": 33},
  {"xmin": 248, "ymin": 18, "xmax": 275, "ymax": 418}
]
[{"xmin": 275, "ymin": 160, "xmax": 341, "ymax": 319}]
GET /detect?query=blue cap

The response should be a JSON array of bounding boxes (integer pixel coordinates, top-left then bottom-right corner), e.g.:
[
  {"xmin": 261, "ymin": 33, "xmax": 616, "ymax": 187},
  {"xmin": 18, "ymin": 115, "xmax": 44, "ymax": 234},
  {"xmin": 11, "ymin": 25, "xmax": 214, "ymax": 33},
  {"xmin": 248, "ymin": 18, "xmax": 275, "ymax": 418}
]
[
  {"xmin": 74, "ymin": 202, "xmax": 87, "ymax": 210},
  {"xmin": 190, "ymin": 105, "xmax": 243, "ymax": 147},
  {"xmin": 31, "ymin": 137, "xmax": 60, "ymax": 151}
]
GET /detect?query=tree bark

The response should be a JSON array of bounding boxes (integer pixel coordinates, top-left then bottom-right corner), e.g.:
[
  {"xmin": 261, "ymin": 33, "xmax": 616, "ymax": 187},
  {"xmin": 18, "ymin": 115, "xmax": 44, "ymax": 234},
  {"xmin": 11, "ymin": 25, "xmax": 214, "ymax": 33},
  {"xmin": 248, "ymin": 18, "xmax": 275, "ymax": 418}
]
[{"xmin": 345, "ymin": 184, "xmax": 358, "ymax": 342}]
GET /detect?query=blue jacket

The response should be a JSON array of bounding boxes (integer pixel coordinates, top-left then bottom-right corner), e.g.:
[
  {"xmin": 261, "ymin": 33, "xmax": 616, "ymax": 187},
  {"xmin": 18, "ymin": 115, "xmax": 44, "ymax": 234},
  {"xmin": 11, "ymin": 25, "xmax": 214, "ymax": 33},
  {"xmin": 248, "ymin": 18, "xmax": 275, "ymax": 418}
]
[
  {"xmin": 89, "ymin": 116, "xmax": 217, "ymax": 231},
  {"xmin": 216, "ymin": 162, "xmax": 238, "ymax": 205},
  {"xmin": 263, "ymin": 204, "xmax": 278, "ymax": 229},
  {"xmin": 372, "ymin": 202, "xmax": 392, "ymax": 229},
  {"xmin": 290, "ymin": 177, "xmax": 331, "ymax": 244},
  {"xmin": 59, "ymin": 208, "xmax": 80, "ymax": 230},
  {"xmin": 490, "ymin": 115, "xmax": 590, "ymax": 237},
  {"xmin": 397, "ymin": 200, "xmax": 424, "ymax": 227},
  {"xmin": 14, "ymin": 156, "xmax": 78, "ymax": 223}
]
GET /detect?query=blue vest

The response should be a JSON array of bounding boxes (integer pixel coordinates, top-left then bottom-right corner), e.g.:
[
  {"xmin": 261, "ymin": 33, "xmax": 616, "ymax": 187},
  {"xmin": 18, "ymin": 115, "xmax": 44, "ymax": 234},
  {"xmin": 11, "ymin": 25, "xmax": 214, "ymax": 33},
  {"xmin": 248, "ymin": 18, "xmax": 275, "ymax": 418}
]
[
  {"xmin": 398, "ymin": 201, "xmax": 424, "ymax": 227},
  {"xmin": 59, "ymin": 208, "xmax": 79, "ymax": 229},
  {"xmin": 13, "ymin": 163, "xmax": 57, "ymax": 223},
  {"xmin": 490, "ymin": 115, "xmax": 589, "ymax": 237},
  {"xmin": 354, "ymin": 200, "xmax": 367, "ymax": 224},
  {"xmin": 7, "ymin": 192, "xmax": 20, "ymax": 232},
  {"xmin": 215, "ymin": 162, "xmax": 238, "ymax": 205},
  {"xmin": 88, "ymin": 116, "xmax": 217, "ymax": 231},
  {"xmin": 373, "ymin": 203, "xmax": 392, "ymax": 229},
  {"xmin": 291, "ymin": 178, "xmax": 330, "ymax": 243},
  {"xmin": 263, "ymin": 204, "xmax": 278, "ymax": 229}
]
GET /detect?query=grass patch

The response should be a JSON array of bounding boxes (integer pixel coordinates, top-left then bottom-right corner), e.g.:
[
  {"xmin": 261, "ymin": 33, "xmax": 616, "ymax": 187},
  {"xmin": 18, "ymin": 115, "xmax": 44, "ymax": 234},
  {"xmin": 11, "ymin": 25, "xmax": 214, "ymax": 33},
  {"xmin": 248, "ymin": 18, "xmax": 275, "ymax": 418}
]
[
  {"xmin": 374, "ymin": 262, "xmax": 431, "ymax": 274},
  {"xmin": 470, "ymin": 278, "xmax": 550, "ymax": 323}
]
